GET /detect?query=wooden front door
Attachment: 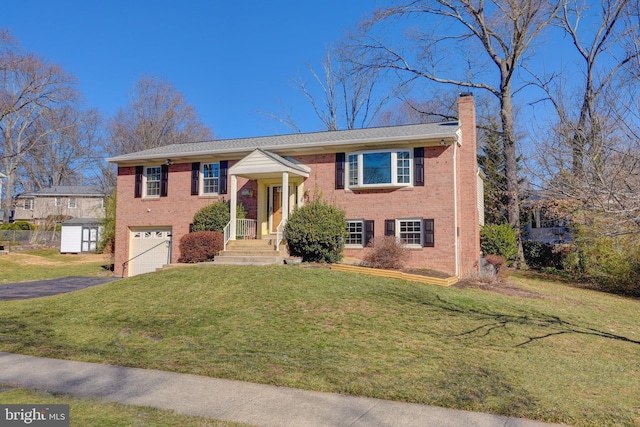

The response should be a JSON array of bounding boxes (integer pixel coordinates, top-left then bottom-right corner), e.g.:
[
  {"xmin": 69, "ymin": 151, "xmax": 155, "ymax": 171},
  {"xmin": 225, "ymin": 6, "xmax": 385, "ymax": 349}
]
[{"xmin": 270, "ymin": 185, "xmax": 283, "ymax": 233}]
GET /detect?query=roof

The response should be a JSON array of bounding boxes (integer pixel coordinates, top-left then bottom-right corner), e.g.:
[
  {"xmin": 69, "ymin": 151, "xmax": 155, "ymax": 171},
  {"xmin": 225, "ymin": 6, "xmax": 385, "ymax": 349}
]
[
  {"xmin": 61, "ymin": 218, "xmax": 104, "ymax": 226},
  {"xmin": 107, "ymin": 122, "xmax": 461, "ymax": 164},
  {"xmin": 17, "ymin": 186, "xmax": 112, "ymax": 198}
]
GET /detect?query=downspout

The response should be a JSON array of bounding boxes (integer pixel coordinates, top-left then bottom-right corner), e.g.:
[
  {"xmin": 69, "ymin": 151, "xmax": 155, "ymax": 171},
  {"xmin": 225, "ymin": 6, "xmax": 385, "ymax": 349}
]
[{"xmin": 453, "ymin": 141, "xmax": 460, "ymax": 277}]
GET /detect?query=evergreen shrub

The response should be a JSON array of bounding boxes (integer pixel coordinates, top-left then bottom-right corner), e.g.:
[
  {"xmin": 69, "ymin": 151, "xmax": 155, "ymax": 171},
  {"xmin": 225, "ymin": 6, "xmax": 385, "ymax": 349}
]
[{"xmin": 284, "ymin": 200, "xmax": 347, "ymax": 263}]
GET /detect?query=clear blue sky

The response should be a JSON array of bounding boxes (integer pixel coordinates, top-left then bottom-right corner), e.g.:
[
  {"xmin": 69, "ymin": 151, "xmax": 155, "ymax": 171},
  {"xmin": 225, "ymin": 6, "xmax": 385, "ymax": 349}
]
[{"xmin": 2, "ymin": 1, "xmax": 379, "ymax": 139}]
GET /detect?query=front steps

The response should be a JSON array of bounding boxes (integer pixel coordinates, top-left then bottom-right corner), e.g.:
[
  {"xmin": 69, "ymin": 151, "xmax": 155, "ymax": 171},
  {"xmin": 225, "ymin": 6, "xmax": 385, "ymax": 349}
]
[{"xmin": 213, "ymin": 239, "xmax": 287, "ymax": 266}]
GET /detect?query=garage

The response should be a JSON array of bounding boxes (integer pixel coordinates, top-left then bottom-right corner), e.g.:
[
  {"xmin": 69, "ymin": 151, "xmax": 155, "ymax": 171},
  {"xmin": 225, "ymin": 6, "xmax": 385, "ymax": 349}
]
[{"xmin": 127, "ymin": 228, "xmax": 172, "ymax": 277}]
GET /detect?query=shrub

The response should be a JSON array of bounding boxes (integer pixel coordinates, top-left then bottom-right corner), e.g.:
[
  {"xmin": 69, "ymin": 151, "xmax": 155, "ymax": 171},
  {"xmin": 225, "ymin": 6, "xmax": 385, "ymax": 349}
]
[
  {"xmin": 285, "ymin": 200, "xmax": 347, "ymax": 263},
  {"xmin": 0, "ymin": 221, "xmax": 34, "ymax": 230},
  {"xmin": 522, "ymin": 240, "xmax": 565, "ymax": 270},
  {"xmin": 192, "ymin": 201, "xmax": 246, "ymax": 232},
  {"xmin": 178, "ymin": 231, "xmax": 224, "ymax": 263},
  {"xmin": 362, "ymin": 236, "xmax": 410, "ymax": 269},
  {"xmin": 484, "ymin": 254, "xmax": 507, "ymax": 277},
  {"xmin": 480, "ymin": 223, "xmax": 517, "ymax": 264}
]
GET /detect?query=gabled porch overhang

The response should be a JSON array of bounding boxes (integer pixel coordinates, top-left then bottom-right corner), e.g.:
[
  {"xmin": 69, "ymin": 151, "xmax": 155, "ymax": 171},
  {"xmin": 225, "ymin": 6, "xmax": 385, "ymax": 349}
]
[{"xmin": 228, "ymin": 149, "xmax": 310, "ymax": 242}]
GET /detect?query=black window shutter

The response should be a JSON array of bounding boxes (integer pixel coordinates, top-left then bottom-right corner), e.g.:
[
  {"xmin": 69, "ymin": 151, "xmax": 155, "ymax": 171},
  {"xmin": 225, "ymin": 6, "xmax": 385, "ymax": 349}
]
[
  {"xmin": 364, "ymin": 220, "xmax": 375, "ymax": 246},
  {"xmin": 191, "ymin": 162, "xmax": 200, "ymax": 195},
  {"xmin": 335, "ymin": 153, "xmax": 345, "ymax": 189},
  {"xmin": 385, "ymin": 219, "xmax": 395, "ymax": 236},
  {"xmin": 219, "ymin": 161, "xmax": 228, "ymax": 194},
  {"xmin": 160, "ymin": 164, "xmax": 169, "ymax": 197},
  {"xmin": 423, "ymin": 218, "xmax": 434, "ymax": 247},
  {"xmin": 134, "ymin": 166, "xmax": 143, "ymax": 198},
  {"xmin": 414, "ymin": 147, "xmax": 425, "ymax": 186}
]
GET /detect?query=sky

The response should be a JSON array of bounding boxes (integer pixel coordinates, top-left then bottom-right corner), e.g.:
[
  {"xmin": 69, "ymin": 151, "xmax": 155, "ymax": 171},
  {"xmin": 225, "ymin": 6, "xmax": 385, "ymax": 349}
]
[{"xmin": 2, "ymin": 1, "xmax": 380, "ymax": 140}]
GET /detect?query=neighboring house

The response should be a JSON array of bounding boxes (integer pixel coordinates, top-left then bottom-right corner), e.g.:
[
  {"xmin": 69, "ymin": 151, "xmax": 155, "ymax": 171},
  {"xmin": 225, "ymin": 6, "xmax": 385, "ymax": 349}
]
[
  {"xmin": 108, "ymin": 93, "xmax": 482, "ymax": 278},
  {"xmin": 522, "ymin": 192, "xmax": 573, "ymax": 245},
  {"xmin": 13, "ymin": 186, "xmax": 110, "ymax": 226}
]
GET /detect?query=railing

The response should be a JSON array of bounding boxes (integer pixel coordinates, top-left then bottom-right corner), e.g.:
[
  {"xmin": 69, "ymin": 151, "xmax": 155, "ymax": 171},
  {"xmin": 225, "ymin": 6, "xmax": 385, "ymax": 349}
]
[
  {"xmin": 276, "ymin": 219, "xmax": 286, "ymax": 249},
  {"xmin": 121, "ymin": 239, "xmax": 169, "ymax": 278},
  {"xmin": 223, "ymin": 219, "xmax": 258, "ymax": 250},
  {"xmin": 236, "ymin": 219, "xmax": 257, "ymax": 240}
]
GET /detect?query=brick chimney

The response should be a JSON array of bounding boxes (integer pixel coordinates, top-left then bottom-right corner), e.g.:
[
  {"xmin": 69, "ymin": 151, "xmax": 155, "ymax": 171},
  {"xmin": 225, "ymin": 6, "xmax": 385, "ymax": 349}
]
[{"xmin": 456, "ymin": 93, "xmax": 481, "ymax": 276}]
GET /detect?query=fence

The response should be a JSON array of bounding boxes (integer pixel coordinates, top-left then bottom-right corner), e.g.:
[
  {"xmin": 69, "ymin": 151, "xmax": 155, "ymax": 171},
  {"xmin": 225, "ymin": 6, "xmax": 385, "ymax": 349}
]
[{"xmin": 0, "ymin": 230, "xmax": 61, "ymax": 247}]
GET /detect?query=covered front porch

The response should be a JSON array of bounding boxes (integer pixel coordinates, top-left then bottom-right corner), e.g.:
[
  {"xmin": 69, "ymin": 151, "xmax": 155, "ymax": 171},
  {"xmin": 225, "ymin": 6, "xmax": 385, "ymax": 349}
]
[{"xmin": 224, "ymin": 149, "xmax": 310, "ymax": 249}]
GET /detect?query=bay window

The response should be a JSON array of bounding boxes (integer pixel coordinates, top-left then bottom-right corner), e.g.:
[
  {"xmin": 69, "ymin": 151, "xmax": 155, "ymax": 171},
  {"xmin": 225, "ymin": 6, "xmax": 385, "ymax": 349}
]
[{"xmin": 347, "ymin": 150, "xmax": 412, "ymax": 188}]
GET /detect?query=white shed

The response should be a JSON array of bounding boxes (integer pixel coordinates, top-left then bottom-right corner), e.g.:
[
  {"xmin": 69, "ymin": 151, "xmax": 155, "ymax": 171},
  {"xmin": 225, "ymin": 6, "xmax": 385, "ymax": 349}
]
[{"xmin": 60, "ymin": 218, "xmax": 103, "ymax": 253}]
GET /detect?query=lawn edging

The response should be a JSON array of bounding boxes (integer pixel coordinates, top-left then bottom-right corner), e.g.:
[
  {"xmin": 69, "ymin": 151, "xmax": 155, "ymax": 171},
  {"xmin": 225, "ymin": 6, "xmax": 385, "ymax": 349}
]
[{"xmin": 331, "ymin": 263, "xmax": 458, "ymax": 286}]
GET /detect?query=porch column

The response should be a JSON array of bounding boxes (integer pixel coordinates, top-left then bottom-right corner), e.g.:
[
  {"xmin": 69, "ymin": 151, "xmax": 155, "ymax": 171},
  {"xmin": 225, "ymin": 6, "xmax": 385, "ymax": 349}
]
[
  {"xmin": 230, "ymin": 174, "xmax": 237, "ymax": 240},
  {"xmin": 282, "ymin": 172, "xmax": 289, "ymax": 224}
]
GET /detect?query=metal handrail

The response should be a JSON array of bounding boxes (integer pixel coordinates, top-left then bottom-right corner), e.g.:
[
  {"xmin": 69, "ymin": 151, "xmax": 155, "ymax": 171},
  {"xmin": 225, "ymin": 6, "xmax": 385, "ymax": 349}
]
[
  {"xmin": 223, "ymin": 219, "xmax": 257, "ymax": 251},
  {"xmin": 121, "ymin": 239, "xmax": 169, "ymax": 278}
]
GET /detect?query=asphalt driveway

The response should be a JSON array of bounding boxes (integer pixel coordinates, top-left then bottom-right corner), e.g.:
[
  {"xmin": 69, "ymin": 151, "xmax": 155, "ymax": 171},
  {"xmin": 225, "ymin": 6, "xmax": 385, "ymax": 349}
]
[{"xmin": 0, "ymin": 276, "xmax": 119, "ymax": 300}]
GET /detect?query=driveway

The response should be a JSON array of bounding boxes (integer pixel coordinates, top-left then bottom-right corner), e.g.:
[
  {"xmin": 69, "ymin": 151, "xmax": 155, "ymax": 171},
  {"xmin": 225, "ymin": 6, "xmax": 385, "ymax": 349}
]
[{"xmin": 0, "ymin": 276, "xmax": 119, "ymax": 300}]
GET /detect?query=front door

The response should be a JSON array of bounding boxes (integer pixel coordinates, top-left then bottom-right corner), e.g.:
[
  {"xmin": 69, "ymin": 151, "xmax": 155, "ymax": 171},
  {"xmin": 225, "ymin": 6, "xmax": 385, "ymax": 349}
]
[{"xmin": 270, "ymin": 185, "xmax": 283, "ymax": 233}]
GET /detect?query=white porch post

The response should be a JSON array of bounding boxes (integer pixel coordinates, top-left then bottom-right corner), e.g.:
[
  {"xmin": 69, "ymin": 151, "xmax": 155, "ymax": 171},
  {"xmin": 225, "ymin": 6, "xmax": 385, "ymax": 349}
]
[
  {"xmin": 282, "ymin": 172, "xmax": 289, "ymax": 223},
  {"xmin": 230, "ymin": 174, "xmax": 237, "ymax": 240}
]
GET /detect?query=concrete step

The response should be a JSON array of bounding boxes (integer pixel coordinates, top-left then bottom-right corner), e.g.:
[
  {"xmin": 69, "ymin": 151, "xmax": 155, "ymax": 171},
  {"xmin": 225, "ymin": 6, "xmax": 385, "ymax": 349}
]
[{"xmin": 220, "ymin": 250, "xmax": 285, "ymax": 257}]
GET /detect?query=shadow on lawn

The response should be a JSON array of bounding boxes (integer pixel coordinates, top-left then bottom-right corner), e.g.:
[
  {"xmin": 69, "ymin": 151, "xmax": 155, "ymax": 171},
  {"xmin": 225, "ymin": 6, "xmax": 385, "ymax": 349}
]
[{"xmin": 429, "ymin": 295, "xmax": 640, "ymax": 347}]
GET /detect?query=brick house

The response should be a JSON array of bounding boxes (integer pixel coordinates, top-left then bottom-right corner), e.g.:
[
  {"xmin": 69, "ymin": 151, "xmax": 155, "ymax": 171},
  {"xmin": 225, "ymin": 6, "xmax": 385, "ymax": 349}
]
[{"xmin": 108, "ymin": 93, "xmax": 481, "ymax": 277}]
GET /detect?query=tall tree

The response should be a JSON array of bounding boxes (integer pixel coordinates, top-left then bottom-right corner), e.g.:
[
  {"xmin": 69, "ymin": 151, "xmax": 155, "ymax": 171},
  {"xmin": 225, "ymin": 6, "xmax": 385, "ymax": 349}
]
[
  {"xmin": 478, "ymin": 120, "xmax": 508, "ymax": 225},
  {"xmin": 530, "ymin": 0, "xmax": 640, "ymax": 236},
  {"xmin": 0, "ymin": 30, "xmax": 77, "ymax": 222},
  {"xmin": 20, "ymin": 106, "xmax": 102, "ymax": 190},
  {"xmin": 106, "ymin": 76, "xmax": 213, "ymax": 155},
  {"xmin": 103, "ymin": 75, "xmax": 214, "ymax": 186},
  {"xmin": 271, "ymin": 46, "xmax": 395, "ymax": 132},
  {"xmin": 353, "ymin": 0, "xmax": 561, "ymax": 267}
]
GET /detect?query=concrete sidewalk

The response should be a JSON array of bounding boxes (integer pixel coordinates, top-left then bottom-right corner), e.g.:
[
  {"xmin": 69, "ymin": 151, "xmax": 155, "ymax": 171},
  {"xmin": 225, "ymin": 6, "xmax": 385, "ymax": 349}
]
[{"xmin": 0, "ymin": 353, "xmax": 566, "ymax": 427}]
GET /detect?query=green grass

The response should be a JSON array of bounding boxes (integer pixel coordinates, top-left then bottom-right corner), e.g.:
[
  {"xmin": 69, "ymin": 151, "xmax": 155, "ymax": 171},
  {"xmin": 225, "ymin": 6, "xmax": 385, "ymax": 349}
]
[
  {"xmin": 0, "ymin": 250, "xmax": 110, "ymax": 283},
  {"xmin": 0, "ymin": 388, "xmax": 252, "ymax": 426},
  {"xmin": 0, "ymin": 263, "xmax": 638, "ymax": 426}
]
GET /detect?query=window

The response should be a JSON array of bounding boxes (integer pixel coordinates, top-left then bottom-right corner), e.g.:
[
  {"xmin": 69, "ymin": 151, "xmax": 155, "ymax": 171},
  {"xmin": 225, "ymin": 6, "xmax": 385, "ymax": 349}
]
[
  {"xmin": 399, "ymin": 219, "xmax": 422, "ymax": 246},
  {"xmin": 346, "ymin": 150, "xmax": 412, "ymax": 188},
  {"xmin": 68, "ymin": 197, "xmax": 77, "ymax": 208},
  {"xmin": 202, "ymin": 162, "xmax": 220, "ymax": 194},
  {"xmin": 346, "ymin": 220, "xmax": 364, "ymax": 246},
  {"xmin": 54, "ymin": 197, "xmax": 62, "ymax": 207},
  {"xmin": 23, "ymin": 199, "xmax": 34, "ymax": 210},
  {"xmin": 145, "ymin": 166, "xmax": 161, "ymax": 197}
]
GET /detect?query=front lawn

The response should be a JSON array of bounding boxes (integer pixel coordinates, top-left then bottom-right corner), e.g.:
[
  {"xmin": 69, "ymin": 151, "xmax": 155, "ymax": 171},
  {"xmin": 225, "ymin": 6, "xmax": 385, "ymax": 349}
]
[{"xmin": 0, "ymin": 265, "xmax": 637, "ymax": 426}]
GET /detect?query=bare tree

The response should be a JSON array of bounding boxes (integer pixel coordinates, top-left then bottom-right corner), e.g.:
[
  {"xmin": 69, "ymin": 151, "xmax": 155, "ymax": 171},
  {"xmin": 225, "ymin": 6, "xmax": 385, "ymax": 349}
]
[
  {"xmin": 106, "ymin": 76, "xmax": 213, "ymax": 155},
  {"xmin": 353, "ymin": 0, "xmax": 562, "ymax": 266},
  {"xmin": 529, "ymin": 0, "xmax": 640, "ymax": 236},
  {"xmin": 102, "ymin": 76, "xmax": 214, "ymax": 187},
  {"xmin": 271, "ymin": 46, "xmax": 396, "ymax": 132},
  {"xmin": 19, "ymin": 106, "xmax": 102, "ymax": 191},
  {"xmin": 0, "ymin": 30, "xmax": 77, "ymax": 222}
]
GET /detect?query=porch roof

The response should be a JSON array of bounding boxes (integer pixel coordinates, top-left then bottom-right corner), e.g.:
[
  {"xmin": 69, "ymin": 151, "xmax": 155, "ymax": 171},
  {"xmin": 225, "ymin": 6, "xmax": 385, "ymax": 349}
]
[{"xmin": 230, "ymin": 149, "xmax": 310, "ymax": 178}]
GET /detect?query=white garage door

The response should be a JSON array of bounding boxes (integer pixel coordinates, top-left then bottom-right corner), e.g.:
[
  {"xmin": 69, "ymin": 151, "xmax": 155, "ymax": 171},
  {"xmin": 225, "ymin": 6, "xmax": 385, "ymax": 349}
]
[{"xmin": 129, "ymin": 228, "xmax": 172, "ymax": 277}]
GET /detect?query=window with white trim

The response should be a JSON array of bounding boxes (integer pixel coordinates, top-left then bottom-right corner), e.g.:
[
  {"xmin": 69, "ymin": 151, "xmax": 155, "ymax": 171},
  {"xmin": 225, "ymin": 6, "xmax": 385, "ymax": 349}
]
[
  {"xmin": 399, "ymin": 219, "xmax": 422, "ymax": 246},
  {"xmin": 54, "ymin": 197, "xmax": 62, "ymax": 207},
  {"xmin": 346, "ymin": 220, "xmax": 364, "ymax": 246},
  {"xmin": 23, "ymin": 199, "xmax": 34, "ymax": 210},
  {"xmin": 68, "ymin": 197, "xmax": 77, "ymax": 208},
  {"xmin": 202, "ymin": 162, "xmax": 220, "ymax": 194},
  {"xmin": 346, "ymin": 150, "xmax": 412, "ymax": 188},
  {"xmin": 145, "ymin": 166, "xmax": 161, "ymax": 197}
]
